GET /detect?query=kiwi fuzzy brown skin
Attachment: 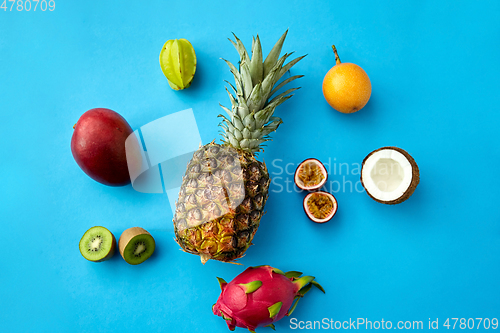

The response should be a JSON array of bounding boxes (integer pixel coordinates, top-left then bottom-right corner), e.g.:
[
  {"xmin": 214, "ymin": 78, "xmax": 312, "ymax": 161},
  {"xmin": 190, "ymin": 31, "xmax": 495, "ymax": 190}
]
[
  {"xmin": 361, "ymin": 146, "xmax": 420, "ymax": 205},
  {"xmin": 71, "ymin": 108, "xmax": 133, "ymax": 186},
  {"xmin": 294, "ymin": 158, "xmax": 328, "ymax": 191},
  {"xmin": 118, "ymin": 227, "xmax": 155, "ymax": 265},
  {"xmin": 303, "ymin": 191, "xmax": 338, "ymax": 223},
  {"xmin": 79, "ymin": 226, "xmax": 116, "ymax": 262}
]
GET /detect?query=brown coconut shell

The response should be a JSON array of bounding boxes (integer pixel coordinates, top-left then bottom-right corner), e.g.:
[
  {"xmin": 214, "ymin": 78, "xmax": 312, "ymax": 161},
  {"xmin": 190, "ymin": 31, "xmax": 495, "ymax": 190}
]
[{"xmin": 360, "ymin": 146, "xmax": 419, "ymax": 205}]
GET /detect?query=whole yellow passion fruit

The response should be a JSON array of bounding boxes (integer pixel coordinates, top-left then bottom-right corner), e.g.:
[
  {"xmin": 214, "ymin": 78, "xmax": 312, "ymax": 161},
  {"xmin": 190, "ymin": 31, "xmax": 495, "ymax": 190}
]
[{"xmin": 322, "ymin": 46, "xmax": 371, "ymax": 114}]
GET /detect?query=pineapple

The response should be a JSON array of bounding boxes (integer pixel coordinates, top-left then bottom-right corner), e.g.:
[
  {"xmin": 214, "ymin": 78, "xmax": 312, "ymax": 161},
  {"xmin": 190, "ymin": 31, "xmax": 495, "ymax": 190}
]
[{"xmin": 173, "ymin": 31, "xmax": 305, "ymax": 264}]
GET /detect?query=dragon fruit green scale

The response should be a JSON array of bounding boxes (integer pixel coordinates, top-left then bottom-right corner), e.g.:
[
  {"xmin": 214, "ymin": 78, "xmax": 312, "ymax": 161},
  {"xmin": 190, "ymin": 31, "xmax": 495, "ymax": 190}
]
[{"xmin": 213, "ymin": 265, "xmax": 325, "ymax": 332}]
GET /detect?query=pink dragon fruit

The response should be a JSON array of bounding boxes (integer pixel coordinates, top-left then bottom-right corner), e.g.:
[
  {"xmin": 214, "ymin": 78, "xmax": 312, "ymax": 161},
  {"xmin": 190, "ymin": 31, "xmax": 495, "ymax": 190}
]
[{"xmin": 212, "ymin": 265, "xmax": 325, "ymax": 332}]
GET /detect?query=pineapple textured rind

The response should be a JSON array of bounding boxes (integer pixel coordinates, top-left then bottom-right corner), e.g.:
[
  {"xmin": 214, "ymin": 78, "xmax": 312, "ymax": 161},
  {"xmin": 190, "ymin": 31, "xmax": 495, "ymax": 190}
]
[
  {"xmin": 173, "ymin": 31, "xmax": 304, "ymax": 263},
  {"xmin": 174, "ymin": 143, "xmax": 269, "ymax": 263}
]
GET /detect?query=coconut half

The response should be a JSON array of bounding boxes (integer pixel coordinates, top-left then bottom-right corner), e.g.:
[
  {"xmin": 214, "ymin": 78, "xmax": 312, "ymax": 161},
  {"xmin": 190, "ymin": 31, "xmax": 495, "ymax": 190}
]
[
  {"xmin": 361, "ymin": 147, "xmax": 419, "ymax": 204},
  {"xmin": 294, "ymin": 158, "xmax": 328, "ymax": 191},
  {"xmin": 303, "ymin": 191, "xmax": 338, "ymax": 223}
]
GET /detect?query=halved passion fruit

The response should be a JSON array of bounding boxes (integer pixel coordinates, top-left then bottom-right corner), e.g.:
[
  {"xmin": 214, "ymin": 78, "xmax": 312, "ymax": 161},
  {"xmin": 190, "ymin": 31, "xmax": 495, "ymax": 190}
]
[
  {"xmin": 294, "ymin": 158, "xmax": 328, "ymax": 191},
  {"xmin": 303, "ymin": 191, "xmax": 338, "ymax": 223}
]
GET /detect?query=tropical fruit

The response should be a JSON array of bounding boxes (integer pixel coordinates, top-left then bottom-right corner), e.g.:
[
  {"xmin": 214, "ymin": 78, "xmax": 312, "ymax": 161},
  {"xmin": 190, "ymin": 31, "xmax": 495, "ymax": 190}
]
[
  {"xmin": 71, "ymin": 108, "xmax": 133, "ymax": 186},
  {"xmin": 361, "ymin": 146, "xmax": 419, "ymax": 204},
  {"xmin": 173, "ymin": 31, "xmax": 305, "ymax": 264},
  {"xmin": 294, "ymin": 158, "xmax": 328, "ymax": 191},
  {"xmin": 159, "ymin": 39, "xmax": 197, "ymax": 90},
  {"xmin": 303, "ymin": 191, "xmax": 338, "ymax": 223},
  {"xmin": 322, "ymin": 46, "xmax": 371, "ymax": 113},
  {"xmin": 118, "ymin": 227, "xmax": 156, "ymax": 265},
  {"xmin": 213, "ymin": 265, "xmax": 324, "ymax": 332},
  {"xmin": 79, "ymin": 226, "xmax": 116, "ymax": 262}
]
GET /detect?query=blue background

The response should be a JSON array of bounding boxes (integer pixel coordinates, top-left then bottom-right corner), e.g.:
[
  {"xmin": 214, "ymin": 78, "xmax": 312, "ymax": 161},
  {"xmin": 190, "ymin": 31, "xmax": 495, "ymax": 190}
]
[{"xmin": 1, "ymin": 0, "xmax": 499, "ymax": 332}]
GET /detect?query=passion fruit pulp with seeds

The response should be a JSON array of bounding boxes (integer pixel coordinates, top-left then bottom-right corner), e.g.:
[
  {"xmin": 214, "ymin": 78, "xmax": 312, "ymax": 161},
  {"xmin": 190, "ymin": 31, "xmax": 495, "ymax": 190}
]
[
  {"xmin": 294, "ymin": 158, "xmax": 328, "ymax": 191},
  {"xmin": 303, "ymin": 191, "xmax": 338, "ymax": 223}
]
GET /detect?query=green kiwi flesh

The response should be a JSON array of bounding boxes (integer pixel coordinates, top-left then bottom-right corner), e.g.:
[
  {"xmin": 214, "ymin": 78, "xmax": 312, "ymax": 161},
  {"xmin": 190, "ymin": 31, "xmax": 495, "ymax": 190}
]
[
  {"xmin": 119, "ymin": 227, "xmax": 155, "ymax": 265},
  {"xmin": 79, "ymin": 226, "xmax": 116, "ymax": 262}
]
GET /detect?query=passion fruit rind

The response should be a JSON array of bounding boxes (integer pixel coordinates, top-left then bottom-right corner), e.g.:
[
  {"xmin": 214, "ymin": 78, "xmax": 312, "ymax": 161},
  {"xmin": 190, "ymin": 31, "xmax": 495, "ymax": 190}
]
[
  {"xmin": 360, "ymin": 146, "xmax": 419, "ymax": 205},
  {"xmin": 294, "ymin": 158, "xmax": 328, "ymax": 191},
  {"xmin": 303, "ymin": 191, "xmax": 338, "ymax": 223}
]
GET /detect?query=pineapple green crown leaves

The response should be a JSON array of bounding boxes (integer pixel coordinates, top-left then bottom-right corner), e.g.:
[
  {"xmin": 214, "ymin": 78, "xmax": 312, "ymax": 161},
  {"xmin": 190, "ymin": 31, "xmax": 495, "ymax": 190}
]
[{"xmin": 219, "ymin": 30, "xmax": 306, "ymax": 154}]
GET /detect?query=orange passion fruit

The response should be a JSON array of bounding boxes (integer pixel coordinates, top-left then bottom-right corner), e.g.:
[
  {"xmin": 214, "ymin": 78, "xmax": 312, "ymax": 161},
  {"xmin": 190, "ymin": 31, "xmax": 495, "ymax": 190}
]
[{"xmin": 322, "ymin": 46, "xmax": 371, "ymax": 113}]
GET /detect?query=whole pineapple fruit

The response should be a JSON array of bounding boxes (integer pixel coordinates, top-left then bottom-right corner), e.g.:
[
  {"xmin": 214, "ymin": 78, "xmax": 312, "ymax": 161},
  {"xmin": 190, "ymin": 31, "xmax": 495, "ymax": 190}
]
[{"xmin": 173, "ymin": 31, "xmax": 305, "ymax": 264}]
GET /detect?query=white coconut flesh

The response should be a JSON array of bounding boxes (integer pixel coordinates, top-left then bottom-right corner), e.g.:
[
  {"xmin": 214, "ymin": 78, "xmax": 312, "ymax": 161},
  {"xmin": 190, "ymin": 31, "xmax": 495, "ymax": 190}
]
[{"xmin": 362, "ymin": 149, "xmax": 413, "ymax": 202}]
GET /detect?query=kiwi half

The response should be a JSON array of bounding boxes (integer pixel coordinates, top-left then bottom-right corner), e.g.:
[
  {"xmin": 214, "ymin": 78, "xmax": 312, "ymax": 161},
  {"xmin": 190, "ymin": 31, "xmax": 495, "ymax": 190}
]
[
  {"xmin": 79, "ymin": 226, "xmax": 116, "ymax": 262},
  {"xmin": 118, "ymin": 227, "xmax": 155, "ymax": 265}
]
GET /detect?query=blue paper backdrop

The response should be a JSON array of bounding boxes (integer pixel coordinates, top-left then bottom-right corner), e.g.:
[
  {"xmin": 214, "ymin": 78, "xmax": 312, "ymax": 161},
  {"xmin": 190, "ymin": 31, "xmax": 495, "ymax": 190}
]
[{"xmin": 1, "ymin": 0, "xmax": 499, "ymax": 332}]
